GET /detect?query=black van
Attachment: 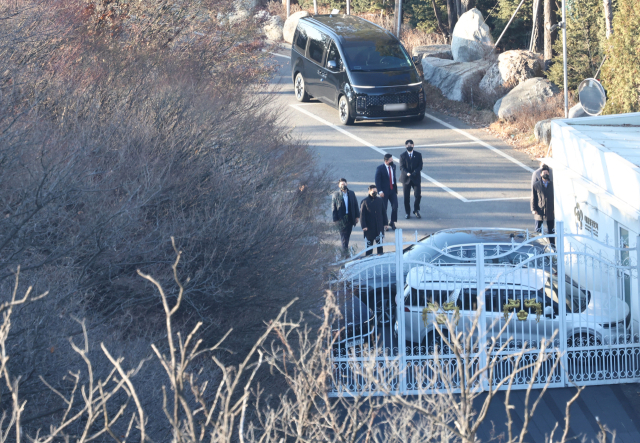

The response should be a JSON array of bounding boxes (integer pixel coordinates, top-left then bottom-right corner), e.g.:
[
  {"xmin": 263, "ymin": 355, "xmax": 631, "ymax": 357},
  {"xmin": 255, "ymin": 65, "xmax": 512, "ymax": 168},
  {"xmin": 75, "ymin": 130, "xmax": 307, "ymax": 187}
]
[{"xmin": 291, "ymin": 15, "xmax": 426, "ymax": 125}]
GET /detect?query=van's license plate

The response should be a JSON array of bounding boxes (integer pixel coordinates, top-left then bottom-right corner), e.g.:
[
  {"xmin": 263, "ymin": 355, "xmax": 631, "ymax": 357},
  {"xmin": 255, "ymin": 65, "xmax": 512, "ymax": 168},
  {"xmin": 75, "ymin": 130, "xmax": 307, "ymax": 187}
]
[{"xmin": 384, "ymin": 103, "xmax": 408, "ymax": 111}]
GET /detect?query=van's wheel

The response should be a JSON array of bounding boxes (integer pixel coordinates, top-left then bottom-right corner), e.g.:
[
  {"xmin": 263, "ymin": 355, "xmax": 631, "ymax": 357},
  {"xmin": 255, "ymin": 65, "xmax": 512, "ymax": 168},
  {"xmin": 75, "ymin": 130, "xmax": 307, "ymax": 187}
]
[
  {"xmin": 294, "ymin": 73, "xmax": 310, "ymax": 102},
  {"xmin": 338, "ymin": 95, "xmax": 355, "ymax": 125}
]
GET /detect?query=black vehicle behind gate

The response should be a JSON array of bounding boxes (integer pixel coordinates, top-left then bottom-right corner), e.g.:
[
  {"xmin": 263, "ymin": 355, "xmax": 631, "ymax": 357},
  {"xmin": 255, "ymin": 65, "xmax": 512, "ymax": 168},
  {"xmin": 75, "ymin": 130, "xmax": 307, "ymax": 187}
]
[{"xmin": 291, "ymin": 14, "xmax": 426, "ymax": 125}]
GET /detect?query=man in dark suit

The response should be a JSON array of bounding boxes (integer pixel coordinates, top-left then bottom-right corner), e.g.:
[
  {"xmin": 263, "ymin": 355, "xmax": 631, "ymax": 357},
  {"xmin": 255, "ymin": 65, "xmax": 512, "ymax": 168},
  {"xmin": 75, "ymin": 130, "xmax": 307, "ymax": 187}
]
[
  {"xmin": 399, "ymin": 139, "xmax": 423, "ymax": 219},
  {"xmin": 331, "ymin": 178, "xmax": 360, "ymax": 257},
  {"xmin": 531, "ymin": 171, "xmax": 555, "ymax": 246},
  {"xmin": 360, "ymin": 185, "xmax": 388, "ymax": 256},
  {"xmin": 374, "ymin": 154, "xmax": 398, "ymax": 230}
]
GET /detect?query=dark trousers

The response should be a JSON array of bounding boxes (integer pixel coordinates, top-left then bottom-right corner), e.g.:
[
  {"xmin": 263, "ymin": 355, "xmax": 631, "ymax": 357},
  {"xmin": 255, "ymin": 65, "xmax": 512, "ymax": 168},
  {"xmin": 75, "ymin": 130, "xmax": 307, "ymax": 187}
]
[
  {"xmin": 535, "ymin": 219, "xmax": 555, "ymax": 246},
  {"xmin": 339, "ymin": 224, "xmax": 353, "ymax": 252},
  {"xmin": 403, "ymin": 181, "xmax": 421, "ymax": 213},
  {"xmin": 381, "ymin": 192, "xmax": 398, "ymax": 224},
  {"xmin": 364, "ymin": 232, "xmax": 383, "ymax": 256}
]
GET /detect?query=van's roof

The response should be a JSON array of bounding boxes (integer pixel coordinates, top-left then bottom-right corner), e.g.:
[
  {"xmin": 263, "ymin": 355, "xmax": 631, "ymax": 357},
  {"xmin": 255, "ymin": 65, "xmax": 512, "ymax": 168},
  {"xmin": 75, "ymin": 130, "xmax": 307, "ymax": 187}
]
[{"xmin": 301, "ymin": 15, "xmax": 395, "ymax": 44}]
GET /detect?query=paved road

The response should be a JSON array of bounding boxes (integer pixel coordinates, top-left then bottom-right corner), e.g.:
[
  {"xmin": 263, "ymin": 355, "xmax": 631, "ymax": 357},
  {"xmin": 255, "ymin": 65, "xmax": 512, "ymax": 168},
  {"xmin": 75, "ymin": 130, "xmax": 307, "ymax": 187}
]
[
  {"xmin": 267, "ymin": 50, "xmax": 640, "ymax": 442},
  {"xmin": 269, "ymin": 49, "xmax": 539, "ymax": 255}
]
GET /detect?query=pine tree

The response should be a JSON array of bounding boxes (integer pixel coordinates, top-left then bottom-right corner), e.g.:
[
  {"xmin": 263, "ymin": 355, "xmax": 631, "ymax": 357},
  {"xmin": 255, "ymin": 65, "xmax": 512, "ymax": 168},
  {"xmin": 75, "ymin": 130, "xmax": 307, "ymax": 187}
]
[
  {"xmin": 601, "ymin": 0, "xmax": 640, "ymax": 114},
  {"xmin": 547, "ymin": 0, "xmax": 605, "ymax": 92},
  {"xmin": 494, "ymin": 0, "xmax": 534, "ymax": 50}
]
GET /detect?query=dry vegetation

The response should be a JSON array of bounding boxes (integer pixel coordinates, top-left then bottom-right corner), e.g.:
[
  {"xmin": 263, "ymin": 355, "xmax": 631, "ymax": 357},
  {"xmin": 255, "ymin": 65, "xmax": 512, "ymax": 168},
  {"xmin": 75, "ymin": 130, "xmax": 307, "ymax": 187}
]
[
  {"xmin": 0, "ymin": 260, "xmax": 616, "ymax": 442},
  {"xmin": 0, "ymin": 0, "xmax": 333, "ymax": 436}
]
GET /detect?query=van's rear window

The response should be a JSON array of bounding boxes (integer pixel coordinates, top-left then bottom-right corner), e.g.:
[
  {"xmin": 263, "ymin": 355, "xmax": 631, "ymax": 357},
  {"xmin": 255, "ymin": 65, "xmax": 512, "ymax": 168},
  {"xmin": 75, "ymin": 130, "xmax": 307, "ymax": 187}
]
[{"xmin": 342, "ymin": 41, "xmax": 412, "ymax": 71}]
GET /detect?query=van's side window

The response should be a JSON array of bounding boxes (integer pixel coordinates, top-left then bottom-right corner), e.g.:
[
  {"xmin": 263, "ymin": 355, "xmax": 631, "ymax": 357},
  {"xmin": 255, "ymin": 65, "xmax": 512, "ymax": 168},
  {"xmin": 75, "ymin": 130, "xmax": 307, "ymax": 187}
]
[
  {"xmin": 326, "ymin": 41, "xmax": 343, "ymax": 70},
  {"xmin": 307, "ymin": 36, "xmax": 325, "ymax": 64},
  {"xmin": 294, "ymin": 27, "xmax": 308, "ymax": 53}
]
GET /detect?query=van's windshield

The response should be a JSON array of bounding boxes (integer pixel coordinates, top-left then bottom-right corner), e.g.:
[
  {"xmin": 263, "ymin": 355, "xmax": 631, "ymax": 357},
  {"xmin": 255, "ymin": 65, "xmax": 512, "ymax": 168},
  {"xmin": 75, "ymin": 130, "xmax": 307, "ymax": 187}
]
[{"xmin": 342, "ymin": 41, "xmax": 412, "ymax": 71}]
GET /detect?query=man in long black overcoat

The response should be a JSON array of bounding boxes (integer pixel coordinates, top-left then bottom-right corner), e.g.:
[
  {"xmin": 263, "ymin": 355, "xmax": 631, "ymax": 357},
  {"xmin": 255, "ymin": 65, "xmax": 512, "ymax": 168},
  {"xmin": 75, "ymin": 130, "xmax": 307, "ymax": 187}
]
[
  {"xmin": 360, "ymin": 185, "xmax": 388, "ymax": 256},
  {"xmin": 531, "ymin": 171, "xmax": 555, "ymax": 246}
]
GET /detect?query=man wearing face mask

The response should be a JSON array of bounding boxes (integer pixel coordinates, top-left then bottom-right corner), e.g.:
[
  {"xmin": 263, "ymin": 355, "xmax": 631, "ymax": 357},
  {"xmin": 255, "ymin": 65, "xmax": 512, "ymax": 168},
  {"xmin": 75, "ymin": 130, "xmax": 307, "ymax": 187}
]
[
  {"xmin": 360, "ymin": 185, "xmax": 388, "ymax": 256},
  {"xmin": 399, "ymin": 139, "xmax": 423, "ymax": 219},
  {"xmin": 332, "ymin": 178, "xmax": 360, "ymax": 257},
  {"xmin": 374, "ymin": 154, "xmax": 398, "ymax": 231},
  {"xmin": 531, "ymin": 171, "xmax": 555, "ymax": 246}
]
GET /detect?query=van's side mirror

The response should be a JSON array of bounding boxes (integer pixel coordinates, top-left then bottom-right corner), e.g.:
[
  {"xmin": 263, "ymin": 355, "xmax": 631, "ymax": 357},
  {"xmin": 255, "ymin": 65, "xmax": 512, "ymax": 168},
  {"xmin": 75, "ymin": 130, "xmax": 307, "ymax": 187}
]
[
  {"xmin": 412, "ymin": 55, "xmax": 419, "ymax": 64},
  {"xmin": 327, "ymin": 60, "xmax": 338, "ymax": 71}
]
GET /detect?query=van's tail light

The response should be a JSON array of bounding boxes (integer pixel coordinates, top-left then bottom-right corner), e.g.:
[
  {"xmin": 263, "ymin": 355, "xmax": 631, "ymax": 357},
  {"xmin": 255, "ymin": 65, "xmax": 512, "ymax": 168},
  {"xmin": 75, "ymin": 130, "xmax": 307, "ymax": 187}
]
[{"xmin": 356, "ymin": 95, "xmax": 367, "ymax": 112}]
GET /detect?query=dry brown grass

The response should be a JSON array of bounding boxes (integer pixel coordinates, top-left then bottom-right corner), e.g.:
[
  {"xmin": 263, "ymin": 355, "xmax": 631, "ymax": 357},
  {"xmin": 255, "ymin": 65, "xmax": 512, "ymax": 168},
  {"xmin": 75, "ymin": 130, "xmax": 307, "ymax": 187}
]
[
  {"xmin": 423, "ymin": 82, "xmax": 497, "ymax": 127},
  {"xmin": 487, "ymin": 94, "xmax": 575, "ymax": 158}
]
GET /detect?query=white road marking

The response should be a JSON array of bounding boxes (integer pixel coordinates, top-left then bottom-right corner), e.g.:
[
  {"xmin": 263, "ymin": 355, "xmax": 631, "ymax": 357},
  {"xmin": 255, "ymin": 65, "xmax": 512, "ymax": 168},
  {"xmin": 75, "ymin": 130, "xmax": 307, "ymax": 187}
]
[
  {"xmin": 465, "ymin": 196, "xmax": 531, "ymax": 203},
  {"xmin": 385, "ymin": 141, "xmax": 480, "ymax": 149},
  {"xmin": 423, "ymin": 112, "xmax": 535, "ymax": 173},
  {"xmin": 268, "ymin": 51, "xmax": 291, "ymax": 59},
  {"xmin": 290, "ymin": 104, "xmax": 531, "ymax": 204}
]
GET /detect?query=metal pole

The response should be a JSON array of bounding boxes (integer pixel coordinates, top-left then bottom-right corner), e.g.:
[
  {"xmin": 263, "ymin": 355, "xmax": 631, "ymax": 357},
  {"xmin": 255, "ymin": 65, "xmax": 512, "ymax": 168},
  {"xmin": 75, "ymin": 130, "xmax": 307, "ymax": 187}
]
[
  {"xmin": 396, "ymin": 0, "xmax": 403, "ymax": 38},
  {"xmin": 286, "ymin": 0, "xmax": 290, "ymax": 18},
  {"xmin": 561, "ymin": 0, "xmax": 568, "ymax": 117},
  {"xmin": 395, "ymin": 230, "xmax": 407, "ymax": 394},
  {"xmin": 347, "ymin": 0, "xmax": 350, "ymax": 15},
  {"xmin": 476, "ymin": 244, "xmax": 488, "ymax": 391},
  {"xmin": 634, "ymin": 235, "xmax": 640, "ymax": 341},
  {"xmin": 313, "ymin": 0, "xmax": 317, "ymax": 15},
  {"xmin": 556, "ymin": 221, "xmax": 568, "ymax": 385}
]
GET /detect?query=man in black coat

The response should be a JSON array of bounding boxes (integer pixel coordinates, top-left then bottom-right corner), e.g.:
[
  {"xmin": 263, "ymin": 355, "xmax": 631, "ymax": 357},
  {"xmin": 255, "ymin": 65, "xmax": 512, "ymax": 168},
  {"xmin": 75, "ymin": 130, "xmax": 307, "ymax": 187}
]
[
  {"xmin": 374, "ymin": 154, "xmax": 398, "ymax": 230},
  {"xmin": 531, "ymin": 171, "xmax": 555, "ymax": 246},
  {"xmin": 399, "ymin": 139, "xmax": 423, "ymax": 219},
  {"xmin": 331, "ymin": 178, "xmax": 360, "ymax": 256},
  {"xmin": 360, "ymin": 185, "xmax": 388, "ymax": 256},
  {"xmin": 531, "ymin": 162, "xmax": 553, "ymax": 188}
]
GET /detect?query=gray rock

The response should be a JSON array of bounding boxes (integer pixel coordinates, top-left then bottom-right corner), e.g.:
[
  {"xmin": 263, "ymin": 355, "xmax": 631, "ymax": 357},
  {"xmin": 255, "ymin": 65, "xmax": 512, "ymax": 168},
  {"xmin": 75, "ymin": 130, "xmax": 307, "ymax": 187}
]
[
  {"xmin": 263, "ymin": 15, "xmax": 284, "ymax": 41},
  {"xmin": 568, "ymin": 103, "xmax": 587, "ymax": 118},
  {"xmin": 534, "ymin": 119, "xmax": 554, "ymax": 145},
  {"xmin": 451, "ymin": 8, "xmax": 494, "ymax": 62},
  {"xmin": 494, "ymin": 78, "xmax": 560, "ymax": 119},
  {"xmin": 412, "ymin": 44, "xmax": 453, "ymax": 62},
  {"xmin": 479, "ymin": 50, "xmax": 544, "ymax": 96},
  {"xmin": 283, "ymin": 11, "xmax": 309, "ymax": 44},
  {"xmin": 422, "ymin": 56, "xmax": 490, "ymax": 102}
]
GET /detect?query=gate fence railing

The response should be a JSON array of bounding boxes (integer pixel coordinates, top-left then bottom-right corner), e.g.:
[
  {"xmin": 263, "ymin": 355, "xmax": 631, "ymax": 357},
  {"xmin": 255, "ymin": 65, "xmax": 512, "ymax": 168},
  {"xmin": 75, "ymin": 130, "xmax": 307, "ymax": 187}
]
[{"xmin": 328, "ymin": 221, "xmax": 640, "ymax": 396}]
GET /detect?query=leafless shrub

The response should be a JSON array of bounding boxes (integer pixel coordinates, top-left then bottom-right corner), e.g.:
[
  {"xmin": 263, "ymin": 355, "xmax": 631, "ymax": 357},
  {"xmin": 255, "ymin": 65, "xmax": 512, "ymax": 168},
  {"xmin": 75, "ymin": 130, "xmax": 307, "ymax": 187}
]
[{"xmin": 0, "ymin": 256, "xmax": 618, "ymax": 442}]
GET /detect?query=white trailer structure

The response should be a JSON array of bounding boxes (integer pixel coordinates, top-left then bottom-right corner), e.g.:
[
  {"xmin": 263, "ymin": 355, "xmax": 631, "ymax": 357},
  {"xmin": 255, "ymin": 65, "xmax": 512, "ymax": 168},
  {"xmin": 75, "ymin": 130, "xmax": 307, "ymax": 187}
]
[{"xmin": 546, "ymin": 112, "xmax": 640, "ymax": 328}]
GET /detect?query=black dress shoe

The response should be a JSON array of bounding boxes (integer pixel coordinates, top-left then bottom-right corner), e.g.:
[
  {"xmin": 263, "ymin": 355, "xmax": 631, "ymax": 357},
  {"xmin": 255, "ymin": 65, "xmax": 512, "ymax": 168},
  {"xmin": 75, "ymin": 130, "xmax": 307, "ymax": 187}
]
[
  {"xmin": 390, "ymin": 223, "xmax": 397, "ymax": 230},
  {"xmin": 413, "ymin": 210, "xmax": 421, "ymax": 219},
  {"xmin": 405, "ymin": 214, "xmax": 410, "ymax": 219}
]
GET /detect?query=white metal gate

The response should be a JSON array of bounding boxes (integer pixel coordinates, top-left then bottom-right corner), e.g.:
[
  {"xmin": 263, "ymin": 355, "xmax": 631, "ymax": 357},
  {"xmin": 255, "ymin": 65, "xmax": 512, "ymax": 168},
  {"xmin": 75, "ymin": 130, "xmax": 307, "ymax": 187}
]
[{"xmin": 328, "ymin": 222, "xmax": 640, "ymax": 396}]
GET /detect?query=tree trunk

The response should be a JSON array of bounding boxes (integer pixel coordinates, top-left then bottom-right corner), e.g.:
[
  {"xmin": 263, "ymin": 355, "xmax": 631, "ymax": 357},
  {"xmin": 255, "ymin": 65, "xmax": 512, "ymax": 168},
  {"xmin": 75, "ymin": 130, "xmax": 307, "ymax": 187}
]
[
  {"xmin": 455, "ymin": 0, "xmax": 464, "ymax": 18},
  {"xmin": 446, "ymin": 0, "xmax": 458, "ymax": 37},
  {"xmin": 462, "ymin": 0, "xmax": 476, "ymax": 12},
  {"xmin": 543, "ymin": 0, "xmax": 557, "ymax": 68},
  {"xmin": 603, "ymin": 0, "xmax": 613, "ymax": 38},
  {"xmin": 431, "ymin": 0, "xmax": 449, "ymax": 36},
  {"xmin": 529, "ymin": 0, "xmax": 544, "ymax": 53}
]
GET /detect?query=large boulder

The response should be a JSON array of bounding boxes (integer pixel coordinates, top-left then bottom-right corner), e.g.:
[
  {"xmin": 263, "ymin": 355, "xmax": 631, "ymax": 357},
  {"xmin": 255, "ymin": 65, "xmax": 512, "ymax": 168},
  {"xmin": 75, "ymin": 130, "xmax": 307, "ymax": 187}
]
[
  {"xmin": 451, "ymin": 8, "xmax": 494, "ymax": 62},
  {"xmin": 422, "ymin": 56, "xmax": 490, "ymax": 102},
  {"xmin": 283, "ymin": 11, "xmax": 309, "ymax": 44},
  {"xmin": 412, "ymin": 44, "xmax": 453, "ymax": 62},
  {"xmin": 568, "ymin": 103, "xmax": 588, "ymax": 118},
  {"xmin": 534, "ymin": 119, "xmax": 555, "ymax": 145},
  {"xmin": 263, "ymin": 15, "xmax": 284, "ymax": 41},
  {"xmin": 494, "ymin": 78, "xmax": 560, "ymax": 119},
  {"xmin": 479, "ymin": 50, "xmax": 544, "ymax": 96}
]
